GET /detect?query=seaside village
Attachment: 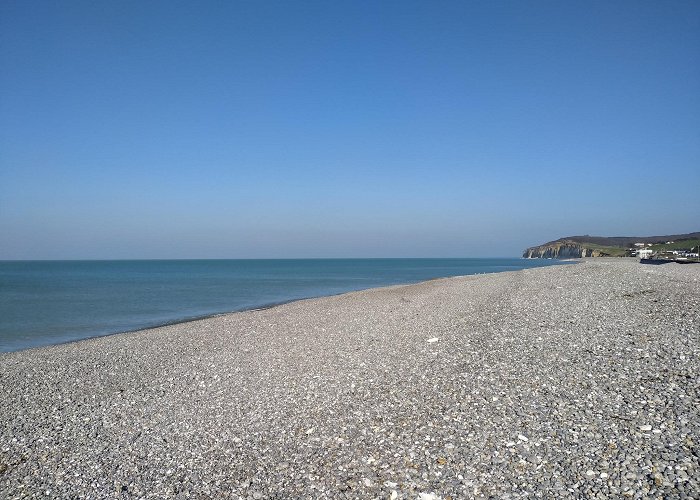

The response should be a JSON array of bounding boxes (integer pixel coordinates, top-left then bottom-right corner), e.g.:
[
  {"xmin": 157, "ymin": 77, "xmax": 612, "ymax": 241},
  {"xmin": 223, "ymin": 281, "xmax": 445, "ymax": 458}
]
[{"xmin": 631, "ymin": 241, "xmax": 700, "ymax": 261}]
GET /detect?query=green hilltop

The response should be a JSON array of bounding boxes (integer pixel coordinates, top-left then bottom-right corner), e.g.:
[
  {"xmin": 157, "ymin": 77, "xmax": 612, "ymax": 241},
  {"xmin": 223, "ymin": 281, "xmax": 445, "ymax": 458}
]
[{"xmin": 524, "ymin": 232, "xmax": 700, "ymax": 259}]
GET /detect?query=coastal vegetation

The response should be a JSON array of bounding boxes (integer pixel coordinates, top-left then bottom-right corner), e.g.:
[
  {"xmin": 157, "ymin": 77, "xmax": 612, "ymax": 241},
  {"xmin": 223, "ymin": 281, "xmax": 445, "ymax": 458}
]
[
  {"xmin": 650, "ymin": 239, "xmax": 700, "ymax": 252},
  {"xmin": 524, "ymin": 232, "xmax": 700, "ymax": 259}
]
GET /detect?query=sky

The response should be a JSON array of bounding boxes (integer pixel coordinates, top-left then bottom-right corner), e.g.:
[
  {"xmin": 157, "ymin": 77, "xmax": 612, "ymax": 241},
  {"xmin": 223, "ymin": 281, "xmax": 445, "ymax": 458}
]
[{"xmin": 1, "ymin": 1, "xmax": 699, "ymax": 259}]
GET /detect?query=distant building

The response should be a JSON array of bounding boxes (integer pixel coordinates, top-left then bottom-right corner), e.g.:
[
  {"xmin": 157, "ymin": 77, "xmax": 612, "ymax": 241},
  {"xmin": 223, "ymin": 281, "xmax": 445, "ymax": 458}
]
[{"xmin": 638, "ymin": 248, "xmax": 653, "ymax": 258}]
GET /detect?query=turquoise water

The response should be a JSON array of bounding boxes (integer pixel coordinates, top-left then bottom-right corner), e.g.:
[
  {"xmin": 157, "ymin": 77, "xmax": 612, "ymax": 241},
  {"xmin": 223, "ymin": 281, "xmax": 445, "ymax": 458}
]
[{"xmin": 0, "ymin": 259, "xmax": 562, "ymax": 352}]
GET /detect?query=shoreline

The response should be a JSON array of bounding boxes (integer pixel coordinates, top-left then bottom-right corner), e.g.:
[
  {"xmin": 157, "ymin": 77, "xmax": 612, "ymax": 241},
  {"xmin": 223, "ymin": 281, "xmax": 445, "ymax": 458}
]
[
  {"xmin": 1, "ymin": 258, "xmax": 571, "ymax": 355},
  {"xmin": 1, "ymin": 259, "xmax": 697, "ymax": 497},
  {"xmin": 0, "ymin": 274, "xmax": 489, "ymax": 355}
]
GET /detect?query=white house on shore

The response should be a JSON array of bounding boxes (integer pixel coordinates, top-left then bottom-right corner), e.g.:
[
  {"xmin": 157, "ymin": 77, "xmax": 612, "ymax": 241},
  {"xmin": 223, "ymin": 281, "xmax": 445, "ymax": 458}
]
[{"xmin": 638, "ymin": 248, "xmax": 654, "ymax": 259}]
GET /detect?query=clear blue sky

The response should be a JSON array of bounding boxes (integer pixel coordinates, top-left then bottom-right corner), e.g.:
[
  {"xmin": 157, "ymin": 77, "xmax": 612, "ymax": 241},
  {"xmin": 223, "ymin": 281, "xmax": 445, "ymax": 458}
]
[{"xmin": 1, "ymin": 1, "xmax": 698, "ymax": 259}]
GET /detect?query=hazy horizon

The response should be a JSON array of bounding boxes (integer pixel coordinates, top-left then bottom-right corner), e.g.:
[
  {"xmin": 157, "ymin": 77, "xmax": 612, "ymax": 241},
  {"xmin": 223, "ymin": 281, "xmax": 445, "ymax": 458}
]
[
  {"xmin": 2, "ymin": 1, "xmax": 699, "ymax": 260},
  {"xmin": 1, "ymin": 231, "xmax": 699, "ymax": 262}
]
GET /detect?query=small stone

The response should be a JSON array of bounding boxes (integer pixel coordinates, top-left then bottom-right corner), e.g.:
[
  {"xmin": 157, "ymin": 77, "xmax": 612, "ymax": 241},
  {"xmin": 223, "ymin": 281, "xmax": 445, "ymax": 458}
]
[
  {"xmin": 390, "ymin": 491, "xmax": 398, "ymax": 500},
  {"xmin": 639, "ymin": 425, "xmax": 652, "ymax": 432},
  {"xmin": 518, "ymin": 434, "xmax": 528, "ymax": 442},
  {"xmin": 586, "ymin": 470, "xmax": 596, "ymax": 477},
  {"xmin": 427, "ymin": 338, "xmax": 439, "ymax": 343},
  {"xmin": 600, "ymin": 473, "xmax": 609, "ymax": 479}
]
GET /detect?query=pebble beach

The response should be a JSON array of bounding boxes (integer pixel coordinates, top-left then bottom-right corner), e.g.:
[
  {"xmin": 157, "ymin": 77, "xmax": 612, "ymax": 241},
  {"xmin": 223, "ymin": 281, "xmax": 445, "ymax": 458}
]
[{"xmin": 1, "ymin": 259, "xmax": 698, "ymax": 499}]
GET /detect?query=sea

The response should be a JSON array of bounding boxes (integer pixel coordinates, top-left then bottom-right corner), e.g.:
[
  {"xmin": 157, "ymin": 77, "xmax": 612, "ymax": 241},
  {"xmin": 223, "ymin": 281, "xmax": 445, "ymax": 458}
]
[{"xmin": 0, "ymin": 258, "xmax": 564, "ymax": 352}]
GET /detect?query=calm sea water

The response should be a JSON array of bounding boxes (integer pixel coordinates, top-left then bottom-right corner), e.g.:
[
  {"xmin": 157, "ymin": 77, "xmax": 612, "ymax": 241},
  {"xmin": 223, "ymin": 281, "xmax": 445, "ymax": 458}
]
[{"xmin": 0, "ymin": 259, "xmax": 563, "ymax": 352}]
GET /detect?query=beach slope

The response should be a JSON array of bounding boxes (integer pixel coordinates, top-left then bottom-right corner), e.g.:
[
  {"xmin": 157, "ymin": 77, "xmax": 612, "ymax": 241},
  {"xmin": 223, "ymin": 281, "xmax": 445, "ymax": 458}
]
[{"xmin": 1, "ymin": 259, "xmax": 698, "ymax": 498}]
